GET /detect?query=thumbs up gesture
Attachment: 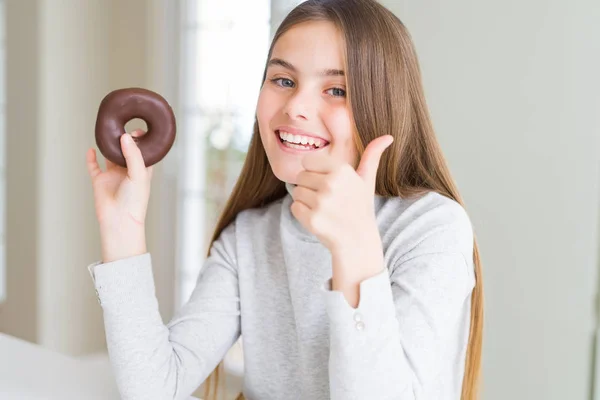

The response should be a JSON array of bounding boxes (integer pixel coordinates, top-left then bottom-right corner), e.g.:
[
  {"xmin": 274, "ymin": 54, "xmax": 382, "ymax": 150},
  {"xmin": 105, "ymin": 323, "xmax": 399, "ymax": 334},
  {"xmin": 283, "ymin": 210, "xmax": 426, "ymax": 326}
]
[{"xmin": 290, "ymin": 135, "xmax": 394, "ymax": 252}]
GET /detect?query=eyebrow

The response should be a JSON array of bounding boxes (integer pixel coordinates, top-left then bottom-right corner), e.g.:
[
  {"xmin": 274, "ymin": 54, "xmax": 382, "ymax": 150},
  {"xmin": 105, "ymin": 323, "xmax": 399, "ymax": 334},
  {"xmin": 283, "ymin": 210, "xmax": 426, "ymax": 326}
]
[{"xmin": 267, "ymin": 58, "xmax": 345, "ymax": 77}]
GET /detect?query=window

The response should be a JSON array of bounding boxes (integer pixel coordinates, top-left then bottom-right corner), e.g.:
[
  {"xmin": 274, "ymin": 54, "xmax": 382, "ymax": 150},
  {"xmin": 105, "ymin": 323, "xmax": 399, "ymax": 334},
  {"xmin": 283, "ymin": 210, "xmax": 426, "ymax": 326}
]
[
  {"xmin": 175, "ymin": 0, "xmax": 306, "ymax": 309},
  {"xmin": 173, "ymin": 0, "xmax": 305, "ymax": 388},
  {"xmin": 175, "ymin": 0, "xmax": 272, "ymax": 308}
]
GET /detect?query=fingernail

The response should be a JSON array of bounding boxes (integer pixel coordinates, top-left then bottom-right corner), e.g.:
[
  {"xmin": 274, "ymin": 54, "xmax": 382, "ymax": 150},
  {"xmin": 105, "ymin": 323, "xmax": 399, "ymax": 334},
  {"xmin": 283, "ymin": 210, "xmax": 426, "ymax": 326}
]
[{"xmin": 122, "ymin": 134, "xmax": 133, "ymax": 144}]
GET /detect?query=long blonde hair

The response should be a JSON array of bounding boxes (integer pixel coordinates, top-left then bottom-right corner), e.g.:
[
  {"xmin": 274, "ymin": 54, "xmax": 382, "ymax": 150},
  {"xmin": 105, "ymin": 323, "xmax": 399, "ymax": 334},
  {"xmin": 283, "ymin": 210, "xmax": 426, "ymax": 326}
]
[{"xmin": 202, "ymin": 1, "xmax": 483, "ymax": 399}]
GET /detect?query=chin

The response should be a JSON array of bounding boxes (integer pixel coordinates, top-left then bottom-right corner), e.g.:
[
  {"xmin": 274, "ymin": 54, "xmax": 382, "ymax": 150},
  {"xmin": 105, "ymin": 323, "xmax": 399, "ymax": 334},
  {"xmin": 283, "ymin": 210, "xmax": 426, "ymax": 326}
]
[{"xmin": 271, "ymin": 164, "xmax": 300, "ymax": 185}]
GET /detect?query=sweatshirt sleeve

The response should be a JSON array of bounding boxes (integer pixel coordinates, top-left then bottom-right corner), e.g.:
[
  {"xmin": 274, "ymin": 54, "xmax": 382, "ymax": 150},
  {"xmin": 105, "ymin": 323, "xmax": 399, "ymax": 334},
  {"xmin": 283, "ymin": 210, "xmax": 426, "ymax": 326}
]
[
  {"xmin": 87, "ymin": 222, "xmax": 240, "ymax": 400},
  {"xmin": 324, "ymin": 206, "xmax": 476, "ymax": 400}
]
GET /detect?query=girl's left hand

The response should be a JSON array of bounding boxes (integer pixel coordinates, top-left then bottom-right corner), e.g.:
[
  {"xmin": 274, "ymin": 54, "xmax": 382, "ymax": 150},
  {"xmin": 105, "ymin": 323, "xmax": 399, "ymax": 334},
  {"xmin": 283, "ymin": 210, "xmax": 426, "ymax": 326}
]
[{"xmin": 290, "ymin": 135, "xmax": 394, "ymax": 253}]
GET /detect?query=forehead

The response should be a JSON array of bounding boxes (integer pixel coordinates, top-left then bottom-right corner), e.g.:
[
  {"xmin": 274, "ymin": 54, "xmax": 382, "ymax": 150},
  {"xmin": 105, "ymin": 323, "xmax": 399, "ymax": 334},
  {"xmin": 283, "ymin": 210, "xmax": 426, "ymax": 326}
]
[{"xmin": 271, "ymin": 21, "xmax": 345, "ymax": 70}]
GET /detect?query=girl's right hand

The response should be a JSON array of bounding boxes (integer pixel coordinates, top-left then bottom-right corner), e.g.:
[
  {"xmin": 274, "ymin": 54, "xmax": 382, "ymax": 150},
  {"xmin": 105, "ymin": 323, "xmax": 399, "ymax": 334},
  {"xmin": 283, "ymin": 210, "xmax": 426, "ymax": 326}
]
[{"xmin": 86, "ymin": 130, "xmax": 153, "ymax": 263}]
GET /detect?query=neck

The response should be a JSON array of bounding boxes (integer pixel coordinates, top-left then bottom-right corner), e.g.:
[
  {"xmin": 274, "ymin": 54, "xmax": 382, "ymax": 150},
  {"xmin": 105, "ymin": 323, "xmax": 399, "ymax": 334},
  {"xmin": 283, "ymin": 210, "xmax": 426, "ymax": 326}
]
[{"xmin": 285, "ymin": 181, "xmax": 296, "ymax": 196}]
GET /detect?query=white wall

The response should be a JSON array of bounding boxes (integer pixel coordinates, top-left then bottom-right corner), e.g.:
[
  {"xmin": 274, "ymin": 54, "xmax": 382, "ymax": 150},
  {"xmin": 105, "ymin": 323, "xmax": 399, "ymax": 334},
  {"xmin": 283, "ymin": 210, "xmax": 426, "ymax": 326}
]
[
  {"xmin": 2, "ymin": 0, "xmax": 40, "ymax": 344},
  {"xmin": 0, "ymin": 0, "xmax": 178, "ymax": 357},
  {"xmin": 381, "ymin": 1, "xmax": 600, "ymax": 399},
  {"xmin": 37, "ymin": 0, "xmax": 112, "ymax": 355}
]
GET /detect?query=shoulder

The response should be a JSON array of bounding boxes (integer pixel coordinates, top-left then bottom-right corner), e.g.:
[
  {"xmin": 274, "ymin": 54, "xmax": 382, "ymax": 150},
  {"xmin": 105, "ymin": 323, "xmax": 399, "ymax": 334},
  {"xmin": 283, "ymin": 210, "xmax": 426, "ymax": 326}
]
[
  {"xmin": 377, "ymin": 191, "xmax": 474, "ymax": 260},
  {"xmin": 235, "ymin": 196, "xmax": 286, "ymax": 229},
  {"xmin": 209, "ymin": 197, "xmax": 286, "ymax": 266}
]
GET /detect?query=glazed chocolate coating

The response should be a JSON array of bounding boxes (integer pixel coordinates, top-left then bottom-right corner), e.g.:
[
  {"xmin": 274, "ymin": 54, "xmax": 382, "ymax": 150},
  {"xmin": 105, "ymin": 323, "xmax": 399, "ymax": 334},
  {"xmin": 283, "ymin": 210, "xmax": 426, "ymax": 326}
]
[{"xmin": 95, "ymin": 87, "xmax": 176, "ymax": 168}]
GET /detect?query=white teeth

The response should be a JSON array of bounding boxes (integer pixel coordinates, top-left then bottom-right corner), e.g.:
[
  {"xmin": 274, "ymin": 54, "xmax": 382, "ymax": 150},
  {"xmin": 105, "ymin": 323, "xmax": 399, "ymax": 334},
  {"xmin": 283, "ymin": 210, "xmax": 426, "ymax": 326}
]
[
  {"xmin": 278, "ymin": 130, "xmax": 327, "ymax": 148},
  {"xmin": 286, "ymin": 143, "xmax": 311, "ymax": 150}
]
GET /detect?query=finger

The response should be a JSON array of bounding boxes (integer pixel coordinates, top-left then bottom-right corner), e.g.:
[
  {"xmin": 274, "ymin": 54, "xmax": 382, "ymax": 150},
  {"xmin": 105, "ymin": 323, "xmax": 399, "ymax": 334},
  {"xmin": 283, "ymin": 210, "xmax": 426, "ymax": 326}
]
[
  {"xmin": 86, "ymin": 148, "xmax": 102, "ymax": 179},
  {"xmin": 105, "ymin": 157, "xmax": 118, "ymax": 170},
  {"xmin": 129, "ymin": 129, "xmax": 146, "ymax": 143},
  {"xmin": 356, "ymin": 135, "xmax": 394, "ymax": 188},
  {"xmin": 147, "ymin": 165, "xmax": 154, "ymax": 180},
  {"xmin": 296, "ymin": 170, "xmax": 327, "ymax": 191},
  {"xmin": 291, "ymin": 185, "xmax": 319, "ymax": 209},
  {"xmin": 92, "ymin": 147, "xmax": 118, "ymax": 171},
  {"xmin": 301, "ymin": 152, "xmax": 337, "ymax": 173},
  {"xmin": 290, "ymin": 200, "xmax": 312, "ymax": 230},
  {"xmin": 130, "ymin": 129, "xmax": 146, "ymax": 139},
  {"xmin": 94, "ymin": 146, "xmax": 122, "ymax": 171},
  {"xmin": 121, "ymin": 133, "xmax": 147, "ymax": 181}
]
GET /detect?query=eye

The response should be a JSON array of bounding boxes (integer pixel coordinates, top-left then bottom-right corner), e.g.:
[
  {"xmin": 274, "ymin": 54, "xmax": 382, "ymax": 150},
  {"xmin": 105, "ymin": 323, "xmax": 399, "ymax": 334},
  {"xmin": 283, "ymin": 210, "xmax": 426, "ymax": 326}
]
[
  {"xmin": 326, "ymin": 87, "xmax": 346, "ymax": 97},
  {"xmin": 271, "ymin": 78, "xmax": 295, "ymax": 88}
]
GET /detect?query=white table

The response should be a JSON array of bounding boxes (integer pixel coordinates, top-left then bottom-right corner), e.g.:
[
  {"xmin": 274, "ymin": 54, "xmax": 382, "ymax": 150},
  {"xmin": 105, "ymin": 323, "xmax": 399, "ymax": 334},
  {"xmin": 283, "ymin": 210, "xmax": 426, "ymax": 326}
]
[
  {"xmin": 0, "ymin": 333, "xmax": 201, "ymax": 399},
  {"xmin": 0, "ymin": 333, "xmax": 120, "ymax": 399}
]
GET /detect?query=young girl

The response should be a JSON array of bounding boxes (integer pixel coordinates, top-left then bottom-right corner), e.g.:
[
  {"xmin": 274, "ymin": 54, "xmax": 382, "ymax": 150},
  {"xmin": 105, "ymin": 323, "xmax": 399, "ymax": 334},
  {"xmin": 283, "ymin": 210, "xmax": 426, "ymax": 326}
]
[{"xmin": 85, "ymin": 0, "xmax": 483, "ymax": 399}]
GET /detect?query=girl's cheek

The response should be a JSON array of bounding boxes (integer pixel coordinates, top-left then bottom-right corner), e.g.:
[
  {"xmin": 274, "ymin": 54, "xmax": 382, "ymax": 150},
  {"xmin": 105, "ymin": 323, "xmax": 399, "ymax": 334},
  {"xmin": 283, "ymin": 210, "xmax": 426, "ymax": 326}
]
[
  {"xmin": 257, "ymin": 90, "xmax": 275, "ymax": 120},
  {"xmin": 326, "ymin": 107, "xmax": 353, "ymax": 136},
  {"xmin": 324, "ymin": 107, "xmax": 357, "ymax": 163},
  {"xmin": 260, "ymin": 89, "xmax": 280, "ymax": 113}
]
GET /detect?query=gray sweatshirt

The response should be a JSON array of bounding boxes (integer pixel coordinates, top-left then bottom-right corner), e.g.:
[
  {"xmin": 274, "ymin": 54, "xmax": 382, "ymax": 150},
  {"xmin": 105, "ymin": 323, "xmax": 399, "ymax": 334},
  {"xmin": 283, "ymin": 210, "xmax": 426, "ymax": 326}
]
[{"xmin": 87, "ymin": 183, "xmax": 475, "ymax": 400}]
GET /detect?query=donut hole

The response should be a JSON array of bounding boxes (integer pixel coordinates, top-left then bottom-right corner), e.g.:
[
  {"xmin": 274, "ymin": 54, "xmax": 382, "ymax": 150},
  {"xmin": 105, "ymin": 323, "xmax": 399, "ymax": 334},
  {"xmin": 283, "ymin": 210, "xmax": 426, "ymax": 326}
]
[{"xmin": 124, "ymin": 118, "xmax": 148, "ymax": 142}]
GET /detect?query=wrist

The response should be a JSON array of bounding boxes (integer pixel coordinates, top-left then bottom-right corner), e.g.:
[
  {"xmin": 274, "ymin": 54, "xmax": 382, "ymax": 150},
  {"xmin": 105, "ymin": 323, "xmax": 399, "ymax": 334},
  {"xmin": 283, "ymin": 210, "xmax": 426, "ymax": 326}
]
[
  {"xmin": 100, "ymin": 223, "xmax": 147, "ymax": 263},
  {"xmin": 101, "ymin": 240, "xmax": 147, "ymax": 264},
  {"xmin": 331, "ymin": 225, "xmax": 383, "ymax": 273},
  {"xmin": 329, "ymin": 222, "xmax": 382, "ymax": 255},
  {"xmin": 331, "ymin": 248, "xmax": 384, "ymax": 281}
]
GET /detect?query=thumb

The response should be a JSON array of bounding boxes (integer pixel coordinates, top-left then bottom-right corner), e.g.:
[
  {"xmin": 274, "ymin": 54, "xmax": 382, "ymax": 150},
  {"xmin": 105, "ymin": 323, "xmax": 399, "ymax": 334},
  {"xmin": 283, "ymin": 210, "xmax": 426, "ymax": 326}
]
[
  {"xmin": 356, "ymin": 135, "xmax": 394, "ymax": 189},
  {"xmin": 121, "ymin": 133, "xmax": 146, "ymax": 181}
]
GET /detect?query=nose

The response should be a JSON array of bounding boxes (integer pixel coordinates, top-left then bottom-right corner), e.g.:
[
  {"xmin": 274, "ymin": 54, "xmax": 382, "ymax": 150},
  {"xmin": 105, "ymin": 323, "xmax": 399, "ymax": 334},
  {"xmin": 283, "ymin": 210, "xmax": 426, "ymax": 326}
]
[{"xmin": 283, "ymin": 88, "xmax": 314, "ymax": 121}]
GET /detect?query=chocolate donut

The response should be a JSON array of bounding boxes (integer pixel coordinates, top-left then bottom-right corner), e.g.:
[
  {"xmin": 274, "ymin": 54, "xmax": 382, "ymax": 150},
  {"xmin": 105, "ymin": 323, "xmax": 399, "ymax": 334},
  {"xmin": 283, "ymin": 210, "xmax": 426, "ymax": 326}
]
[{"xmin": 95, "ymin": 87, "xmax": 176, "ymax": 168}]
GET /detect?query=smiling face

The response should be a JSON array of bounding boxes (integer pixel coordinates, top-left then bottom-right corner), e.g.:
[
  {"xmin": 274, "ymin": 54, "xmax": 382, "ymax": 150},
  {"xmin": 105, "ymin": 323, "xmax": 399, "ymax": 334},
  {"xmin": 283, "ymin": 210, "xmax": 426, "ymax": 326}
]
[{"xmin": 256, "ymin": 21, "xmax": 358, "ymax": 184}]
